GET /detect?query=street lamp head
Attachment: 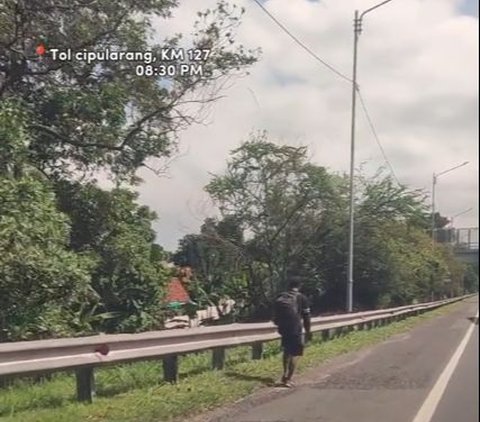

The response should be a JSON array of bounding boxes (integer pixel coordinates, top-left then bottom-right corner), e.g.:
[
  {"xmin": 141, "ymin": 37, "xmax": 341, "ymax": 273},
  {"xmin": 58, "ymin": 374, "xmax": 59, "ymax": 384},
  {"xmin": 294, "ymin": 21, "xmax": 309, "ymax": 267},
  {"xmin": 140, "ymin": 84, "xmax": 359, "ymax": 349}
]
[{"xmin": 436, "ymin": 161, "xmax": 470, "ymax": 178}]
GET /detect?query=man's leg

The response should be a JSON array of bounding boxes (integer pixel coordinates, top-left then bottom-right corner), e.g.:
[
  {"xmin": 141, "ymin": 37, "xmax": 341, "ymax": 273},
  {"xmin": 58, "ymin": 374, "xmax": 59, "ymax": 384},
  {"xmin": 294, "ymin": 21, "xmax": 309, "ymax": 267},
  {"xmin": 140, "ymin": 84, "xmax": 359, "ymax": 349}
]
[
  {"xmin": 281, "ymin": 333, "xmax": 290, "ymax": 382},
  {"xmin": 282, "ymin": 352, "xmax": 290, "ymax": 382},
  {"xmin": 284, "ymin": 334, "xmax": 303, "ymax": 384},
  {"xmin": 286, "ymin": 355, "xmax": 299, "ymax": 381}
]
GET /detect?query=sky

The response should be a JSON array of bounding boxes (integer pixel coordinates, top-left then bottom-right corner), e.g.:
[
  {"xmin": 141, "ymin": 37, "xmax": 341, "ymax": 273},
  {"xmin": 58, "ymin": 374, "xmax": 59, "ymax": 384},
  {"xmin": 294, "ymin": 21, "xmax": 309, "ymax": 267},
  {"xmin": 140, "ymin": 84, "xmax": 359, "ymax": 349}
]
[{"xmin": 130, "ymin": 0, "xmax": 478, "ymax": 252}]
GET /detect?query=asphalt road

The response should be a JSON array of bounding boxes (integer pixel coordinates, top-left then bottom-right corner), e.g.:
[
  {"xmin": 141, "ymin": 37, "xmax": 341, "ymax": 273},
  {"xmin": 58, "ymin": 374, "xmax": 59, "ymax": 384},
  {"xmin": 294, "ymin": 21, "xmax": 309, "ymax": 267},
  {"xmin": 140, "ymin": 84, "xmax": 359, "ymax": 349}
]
[
  {"xmin": 430, "ymin": 311, "xmax": 478, "ymax": 422},
  {"xmin": 204, "ymin": 296, "xmax": 478, "ymax": 422}
]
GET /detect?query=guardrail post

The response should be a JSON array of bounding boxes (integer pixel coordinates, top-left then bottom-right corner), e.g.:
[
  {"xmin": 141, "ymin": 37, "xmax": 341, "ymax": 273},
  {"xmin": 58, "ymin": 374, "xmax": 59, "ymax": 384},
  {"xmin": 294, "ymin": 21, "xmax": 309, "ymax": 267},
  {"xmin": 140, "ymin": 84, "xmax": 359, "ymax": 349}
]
[
  {"xmin": 163, "ymin": 355, "xmax": 178, "ymax": 383},
  {"xmin": 252, "ymin": 342, "xmax": 263, "ymax": 360},
  {"xmin": 75, "ymin": 367, "xmax": 95, "ymax": 403},
  {"xmin": 212, "ymin": 347, "xmax": 225, "ymax": 370}
]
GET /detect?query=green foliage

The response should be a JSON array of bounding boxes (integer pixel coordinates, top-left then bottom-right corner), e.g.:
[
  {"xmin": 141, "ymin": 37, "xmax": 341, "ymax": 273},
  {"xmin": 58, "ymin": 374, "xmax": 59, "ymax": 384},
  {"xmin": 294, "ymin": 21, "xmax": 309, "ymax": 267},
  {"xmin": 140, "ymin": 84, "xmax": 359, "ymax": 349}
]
[
  {"xmin": 178, "ymin": 134, "xmax": 473, "ymax": 316},
  {"xmin": 463, "ymin": 263, "xmax": 479, "ymax": 293},
  {"xmin": 54, "ymin": 181, "xmax": 170, "ymax": 333},
  {"xmin": 174, "ymin": 216, "xmax": 246, "ymax": 301},
  {"xmin": 0, "ymin": 176, "xmax": 93, "ymax": 340},
  {"xmin": 0, "ymin": 99, "xmax": 30, "ymax": 176},
  {"xmin": 346, "ymin": 174, "xmax": 441, "ymax": 308},
  {"xmin": 0, "ymin": 0, "xmax": 258, "ymax": 182},
  {"xmin": 205, "ymin": 133, "xmax": 336, "ymax": 316},
  {"xmin": 0, "ymin": 100, "xmax": 94, "ymax": 340},
  {"xmin": 0, "ymin": 1, "xmax": 258, "ymax": 339}
]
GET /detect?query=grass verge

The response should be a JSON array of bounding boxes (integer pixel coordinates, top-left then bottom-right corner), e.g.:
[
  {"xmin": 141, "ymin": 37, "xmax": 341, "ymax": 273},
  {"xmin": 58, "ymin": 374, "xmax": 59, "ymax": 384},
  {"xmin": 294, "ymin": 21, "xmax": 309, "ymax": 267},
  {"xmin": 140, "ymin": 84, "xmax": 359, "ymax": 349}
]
[{"xmin": 0, "ymin": 302, "xmax": 462, "ymax": 422}]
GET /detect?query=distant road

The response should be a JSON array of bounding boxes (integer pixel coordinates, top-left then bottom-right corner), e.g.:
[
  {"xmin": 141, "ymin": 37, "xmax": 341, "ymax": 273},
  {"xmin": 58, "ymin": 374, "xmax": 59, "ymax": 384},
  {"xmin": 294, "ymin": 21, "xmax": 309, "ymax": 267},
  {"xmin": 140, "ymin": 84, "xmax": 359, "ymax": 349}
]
[{"xmin": 205, "ymin": 296, "xmax": 478, "ymax": 422}]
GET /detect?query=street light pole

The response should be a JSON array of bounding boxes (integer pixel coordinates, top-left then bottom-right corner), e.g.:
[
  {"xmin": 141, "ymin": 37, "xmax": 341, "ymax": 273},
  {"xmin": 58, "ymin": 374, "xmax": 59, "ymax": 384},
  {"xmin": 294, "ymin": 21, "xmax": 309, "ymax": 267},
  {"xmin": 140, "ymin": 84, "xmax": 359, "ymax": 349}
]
[
  {"xmin": 431, "ymin": 161, "xmax": 469, "ymax": 250},
  {"xmin": 431, "ymin": 173, "xmax": 436, "ymax": 246},
  {"xmin": 347, "ymin": 0, "xmax": 395, "ymax": 313},
  {"xmin": 347, "ymin": 10, "xmax": 359, "ymax": 314}
]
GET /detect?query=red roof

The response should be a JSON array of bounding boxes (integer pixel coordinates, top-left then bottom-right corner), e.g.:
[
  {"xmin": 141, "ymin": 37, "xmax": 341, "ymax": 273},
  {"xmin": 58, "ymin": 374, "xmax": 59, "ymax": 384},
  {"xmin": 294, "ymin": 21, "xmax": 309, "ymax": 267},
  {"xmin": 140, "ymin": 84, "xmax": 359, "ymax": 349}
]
[{"xmin": 164, "ymin": 278, "xmax": 190, "ymax": 303}]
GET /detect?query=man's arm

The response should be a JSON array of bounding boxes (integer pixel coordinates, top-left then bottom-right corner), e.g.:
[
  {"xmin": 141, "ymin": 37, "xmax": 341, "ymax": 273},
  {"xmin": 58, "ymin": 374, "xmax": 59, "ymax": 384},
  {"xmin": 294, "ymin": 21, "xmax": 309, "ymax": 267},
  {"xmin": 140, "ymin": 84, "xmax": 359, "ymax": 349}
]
[{"xmin": 300, "ymin": 294, "xmax": 312, "ymax": 341}]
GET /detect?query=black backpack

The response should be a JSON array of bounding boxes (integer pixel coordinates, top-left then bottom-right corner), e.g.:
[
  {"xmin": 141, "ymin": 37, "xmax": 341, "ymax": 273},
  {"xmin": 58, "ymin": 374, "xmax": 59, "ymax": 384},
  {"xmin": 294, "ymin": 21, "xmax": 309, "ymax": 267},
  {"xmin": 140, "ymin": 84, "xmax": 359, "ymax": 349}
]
[{"xmin": 273, "ymin": 291, "xmax": 300, "ymax": 327}]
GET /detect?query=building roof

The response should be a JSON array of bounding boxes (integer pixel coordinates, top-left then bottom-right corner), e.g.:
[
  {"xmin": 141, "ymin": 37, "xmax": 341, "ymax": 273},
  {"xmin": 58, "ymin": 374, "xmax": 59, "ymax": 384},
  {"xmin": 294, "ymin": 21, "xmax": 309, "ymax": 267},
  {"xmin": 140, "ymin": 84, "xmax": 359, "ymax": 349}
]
[{"xmin": 164, "ymin": 277, "xmax": 190, "ymax": 304}]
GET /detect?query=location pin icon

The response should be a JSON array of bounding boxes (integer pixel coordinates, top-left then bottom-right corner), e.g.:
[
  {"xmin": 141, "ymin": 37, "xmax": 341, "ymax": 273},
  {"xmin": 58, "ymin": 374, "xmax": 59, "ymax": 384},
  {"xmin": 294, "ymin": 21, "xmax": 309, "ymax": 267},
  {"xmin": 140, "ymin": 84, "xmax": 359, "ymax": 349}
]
[{"xmin": 36, "ymin": 43, "xmax": 46, "ymax": 56}]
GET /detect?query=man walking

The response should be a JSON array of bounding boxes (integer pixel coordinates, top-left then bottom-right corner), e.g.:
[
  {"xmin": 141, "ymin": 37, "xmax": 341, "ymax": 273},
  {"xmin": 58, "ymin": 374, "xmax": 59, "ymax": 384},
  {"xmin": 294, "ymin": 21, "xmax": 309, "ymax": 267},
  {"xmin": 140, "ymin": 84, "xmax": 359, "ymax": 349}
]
[{"xmin": 273, "ymin": 279, "xmax": 311, "ymax": 387}]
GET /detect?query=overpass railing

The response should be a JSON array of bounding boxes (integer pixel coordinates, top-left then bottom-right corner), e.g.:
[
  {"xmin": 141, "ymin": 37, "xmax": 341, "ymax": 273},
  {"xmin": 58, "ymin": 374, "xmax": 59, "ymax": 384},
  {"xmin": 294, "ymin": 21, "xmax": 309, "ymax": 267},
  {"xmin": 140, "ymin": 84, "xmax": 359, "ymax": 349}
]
[
  {"xmin": 0, "ymin": 295, "xmax": 474, "ymax": 403},
  {"xmin": 435, "ymin": 227, "xmax": 478, "ymax": 251}
]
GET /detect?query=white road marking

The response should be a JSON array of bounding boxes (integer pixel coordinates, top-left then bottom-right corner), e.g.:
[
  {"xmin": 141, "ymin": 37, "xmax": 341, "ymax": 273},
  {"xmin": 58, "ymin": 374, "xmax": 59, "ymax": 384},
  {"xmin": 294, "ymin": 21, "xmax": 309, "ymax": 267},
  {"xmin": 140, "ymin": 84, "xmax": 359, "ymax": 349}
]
[{"xmin": 412, "ymin": 310, "xmax": 479, "ymax": 422}]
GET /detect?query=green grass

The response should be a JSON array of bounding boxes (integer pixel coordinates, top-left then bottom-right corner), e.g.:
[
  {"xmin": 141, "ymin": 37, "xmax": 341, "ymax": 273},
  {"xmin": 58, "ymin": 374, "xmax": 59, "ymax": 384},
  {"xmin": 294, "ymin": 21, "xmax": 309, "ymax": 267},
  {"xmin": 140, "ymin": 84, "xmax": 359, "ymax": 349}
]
[{"xmin": 0, "ymin": 302, "xmax": 462, "ymax": 422}]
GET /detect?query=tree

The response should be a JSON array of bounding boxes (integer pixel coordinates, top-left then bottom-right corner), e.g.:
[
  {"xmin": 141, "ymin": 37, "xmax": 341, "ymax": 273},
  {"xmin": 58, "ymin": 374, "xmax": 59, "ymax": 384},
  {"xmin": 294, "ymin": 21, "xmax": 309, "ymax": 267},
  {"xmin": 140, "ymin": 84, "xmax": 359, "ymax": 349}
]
[
  {"xmin": 205, "ymin": 133, "xmax": 336, "ymax": 316},
  {"xmin": 433, "ymin": 212, "xmax": 450, "ymax": 230},
  {"xmin": 0, "ymin": 0, "xmax": 258, "ymax": 181},
  {"xmin": 179, "ymin": 137, "xmax": 471, "ymax": 318},
  {"xmin": 350, "ymin": 173, "xmax": 435, "ymax": 307},
  {"xmin": 1, "ymin": 1, "xmax": 259, "ymax": 338},
  {"xmin": 0, "ymin": 176, "xmax": 94, "ymax": 341},
  {"xmin": 463, "ymin": 263, "xmax": 479, "ymax": 293},
  {"xmin": 0, "ymin": 100, "xmax": 94, "ymax": 341},
  {"xmin": 54, "ymin": 181, "xmax": 171, "ymax": 333},
  {"xmin": 173, "ymin": 216, "xmax": 247, "ymax": 305}
]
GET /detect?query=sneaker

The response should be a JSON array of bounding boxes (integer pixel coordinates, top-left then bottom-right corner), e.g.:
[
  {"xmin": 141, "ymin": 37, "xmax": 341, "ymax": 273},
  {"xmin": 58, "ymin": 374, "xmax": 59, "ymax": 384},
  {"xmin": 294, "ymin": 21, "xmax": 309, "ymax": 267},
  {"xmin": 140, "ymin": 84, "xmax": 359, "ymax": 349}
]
[{"xmin": 280, "ymin": 377, "xmax": 295, "ymax": 388}]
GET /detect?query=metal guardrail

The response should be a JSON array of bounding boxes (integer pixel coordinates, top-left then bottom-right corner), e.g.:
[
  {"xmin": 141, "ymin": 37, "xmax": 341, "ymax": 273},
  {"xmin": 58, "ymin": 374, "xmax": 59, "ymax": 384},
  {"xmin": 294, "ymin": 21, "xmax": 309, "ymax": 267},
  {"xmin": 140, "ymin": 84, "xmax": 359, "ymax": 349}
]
[{"xmin": 0, "ymin": 295, "xmax": 474, "ymax": 403}]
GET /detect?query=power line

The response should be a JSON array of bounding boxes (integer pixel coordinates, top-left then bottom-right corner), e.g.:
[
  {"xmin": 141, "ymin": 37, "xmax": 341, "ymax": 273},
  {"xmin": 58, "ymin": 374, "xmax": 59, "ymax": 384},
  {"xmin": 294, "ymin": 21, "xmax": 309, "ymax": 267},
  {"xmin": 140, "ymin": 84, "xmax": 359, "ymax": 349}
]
[
  {"xmin": 357, "ymin": 88, "xmax": 401, "ymax": 185},
  {"xmin": 251, "ymin": 0, "xmax": 400, "ymax": 185},
  {"xmin": 251, "ymin": 0, "xmax": 352, "ymax": 83}
]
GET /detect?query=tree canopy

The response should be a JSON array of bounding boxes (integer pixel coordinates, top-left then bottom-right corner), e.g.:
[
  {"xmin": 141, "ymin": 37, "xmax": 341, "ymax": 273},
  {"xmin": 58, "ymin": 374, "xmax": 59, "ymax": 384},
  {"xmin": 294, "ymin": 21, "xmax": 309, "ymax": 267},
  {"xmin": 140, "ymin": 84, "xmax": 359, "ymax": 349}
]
[
  {"xmin": 0, "ymin": 0, "xmax": 258, "ymax": 340},
  {"xmin": 0, "ymin": 0, "xmax": 258, "ymax": 181},
  {"xmin": 176, "ymin": 133, "xmax": 474, "ymax": 317}
]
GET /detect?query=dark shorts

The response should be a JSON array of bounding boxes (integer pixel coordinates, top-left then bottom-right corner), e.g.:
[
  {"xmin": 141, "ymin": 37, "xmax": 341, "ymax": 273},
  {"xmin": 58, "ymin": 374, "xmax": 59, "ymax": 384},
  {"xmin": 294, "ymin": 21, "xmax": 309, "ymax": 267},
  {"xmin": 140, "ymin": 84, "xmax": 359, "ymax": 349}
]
[{"xmin": 280, "ymin": 332, "xmax": 304, "ymax": 356}]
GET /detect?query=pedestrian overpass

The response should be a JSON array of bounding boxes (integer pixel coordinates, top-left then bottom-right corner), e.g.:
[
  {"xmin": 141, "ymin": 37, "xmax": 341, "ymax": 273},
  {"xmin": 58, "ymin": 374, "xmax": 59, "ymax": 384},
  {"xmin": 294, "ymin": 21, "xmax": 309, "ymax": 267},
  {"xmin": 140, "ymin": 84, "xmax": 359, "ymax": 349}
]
[{"xmin": 436, "ymin": 227, "xmax": 478, "ymax": 265}]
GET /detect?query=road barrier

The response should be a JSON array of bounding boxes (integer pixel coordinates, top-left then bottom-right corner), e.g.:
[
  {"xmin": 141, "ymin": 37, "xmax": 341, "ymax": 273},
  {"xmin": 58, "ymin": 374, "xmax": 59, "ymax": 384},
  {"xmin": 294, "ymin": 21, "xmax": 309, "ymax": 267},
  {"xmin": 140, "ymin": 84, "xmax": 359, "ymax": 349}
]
[{"xmin": 0, "ymin": 295, "xmax": 474, "ymax": 403}]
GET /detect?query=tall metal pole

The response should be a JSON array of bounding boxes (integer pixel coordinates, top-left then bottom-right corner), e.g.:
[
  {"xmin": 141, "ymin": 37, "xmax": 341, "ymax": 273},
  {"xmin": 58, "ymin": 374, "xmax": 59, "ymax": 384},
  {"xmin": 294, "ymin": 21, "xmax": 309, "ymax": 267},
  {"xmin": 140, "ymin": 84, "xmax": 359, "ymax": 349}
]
[
  {"xmin": 431, "ymin": 173, "xmax": 436, "ymax": 249},
  {"xmin": 346, "ymin": 0, "xmax": 396, "ymax": 313},
  {"xmin": 347, "ymin": 11, "xmax": 360, "ymax": 313},
  {"xmin": 431, "ymin": 161, "xmax": 468, "ymax": 251}
]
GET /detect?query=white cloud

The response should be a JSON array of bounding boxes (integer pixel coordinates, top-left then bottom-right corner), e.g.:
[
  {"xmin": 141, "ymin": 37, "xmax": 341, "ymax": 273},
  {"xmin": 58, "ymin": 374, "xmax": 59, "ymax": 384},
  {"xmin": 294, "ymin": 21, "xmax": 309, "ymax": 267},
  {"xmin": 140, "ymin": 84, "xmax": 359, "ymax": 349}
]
[{"xmin": 139, "ymin": 0, "xmax": 478, "ymax": 251}]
